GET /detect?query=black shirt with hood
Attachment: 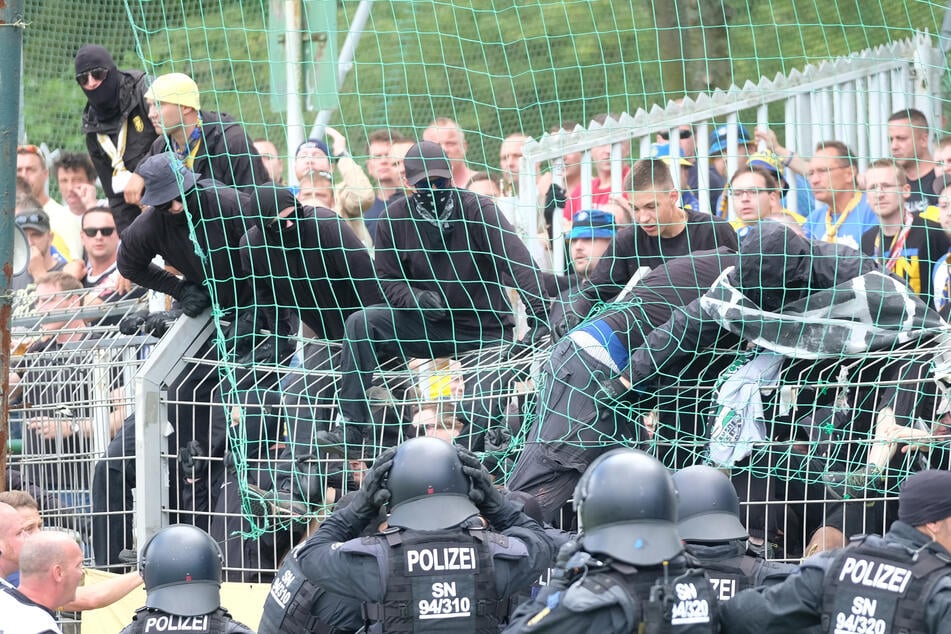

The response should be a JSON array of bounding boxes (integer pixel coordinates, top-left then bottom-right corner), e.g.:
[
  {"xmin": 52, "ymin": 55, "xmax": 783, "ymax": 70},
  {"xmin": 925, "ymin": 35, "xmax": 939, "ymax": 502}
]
[
  {"xmin": 373, "ymin": 187, "xmax": 549, "ymax": 335},
  {"xmin": 241, "ymin": 185, "xmax": 384, "ymax": 341}
]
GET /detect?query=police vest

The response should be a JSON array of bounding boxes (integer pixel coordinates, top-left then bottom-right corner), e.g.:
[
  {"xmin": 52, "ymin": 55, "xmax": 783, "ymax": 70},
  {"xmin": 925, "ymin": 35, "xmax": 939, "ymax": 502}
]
[
  {"xmin": 126, "ymin": 607, "xmax": 235, "ymax": 634},
  {"xmin": 696, "ymin": 554, "xmax": 760, "ymax": 601},
  {"xmin": 572, "ymin": 562, "xmax": 718, "ymax": 634},
  {"xmin": 259, "ymin": 546, "xmax": 323, "ymax": 634},
  {"xmin": 820, "ymin": 538, "xmax": 951, "ymax": 634},
  {"xmin": 363, "ymin": 526, "xmax": 503, "ymax": 633}
]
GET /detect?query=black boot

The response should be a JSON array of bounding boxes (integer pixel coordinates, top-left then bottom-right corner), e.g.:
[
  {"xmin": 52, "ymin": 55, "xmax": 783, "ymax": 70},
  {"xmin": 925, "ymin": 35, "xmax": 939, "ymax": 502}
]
[{"xmin": 315, "ymin": 424, "xmax": 368, "ymax": 459}]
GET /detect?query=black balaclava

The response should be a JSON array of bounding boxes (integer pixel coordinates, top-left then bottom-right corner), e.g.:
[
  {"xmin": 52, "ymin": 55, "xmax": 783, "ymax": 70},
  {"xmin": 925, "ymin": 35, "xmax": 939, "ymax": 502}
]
[
  {"xmin": 75, "ymin": 44, "xmax": 122, "ymax": 120},
  {"xmin": 410, "ymin": 176, "xmax": 456, "ymax": 231},
  {"xmin": 256, "ymin": 184, "xmax": 302, "ymax": 235}
]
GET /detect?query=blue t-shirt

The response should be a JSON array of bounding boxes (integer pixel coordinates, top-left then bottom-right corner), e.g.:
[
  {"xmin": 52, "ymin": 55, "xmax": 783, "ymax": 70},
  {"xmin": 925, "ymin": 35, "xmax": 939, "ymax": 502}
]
[{"xmin": 804, "ymin": 193, "xmax": 878, "ymax": 252}]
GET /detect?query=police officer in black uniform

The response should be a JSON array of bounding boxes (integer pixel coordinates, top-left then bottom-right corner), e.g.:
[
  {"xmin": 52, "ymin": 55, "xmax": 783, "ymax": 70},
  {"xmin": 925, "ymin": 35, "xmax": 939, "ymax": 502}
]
[
  {"xmin": 722, "ymin": 469, "xmax": 951, "ymax": 633},
  {"xmin": 287, "ymin": 436, "xmax": 555, "ymax": 633},
  {"xmin": 505, "ymin": 448, "xmax": 720, "ymax": 633},
  {"xmin": 674, "ymin": 465, "xmax": 795, "ymax": 602},
  {"xmin": 120, "ymin": 524, "xmax": 254, "ymax": 634}
]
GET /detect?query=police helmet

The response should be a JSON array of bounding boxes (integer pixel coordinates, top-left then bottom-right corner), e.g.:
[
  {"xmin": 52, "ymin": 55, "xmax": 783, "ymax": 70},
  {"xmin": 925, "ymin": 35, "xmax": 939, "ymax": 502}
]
[
  {"xmin": 573, "ymin": 448, "xmax": 682, "ymax": 566},
  {"xmin": 139, "ymin": 524, "xmax": 223, "ymax": 616},
  {"xmin": 673, "ymin": 465, "xmax": 748, "ymax": 543},
  {"xmin": 386, "ymin": 437, "xmax": 480, "ymax": 531}
]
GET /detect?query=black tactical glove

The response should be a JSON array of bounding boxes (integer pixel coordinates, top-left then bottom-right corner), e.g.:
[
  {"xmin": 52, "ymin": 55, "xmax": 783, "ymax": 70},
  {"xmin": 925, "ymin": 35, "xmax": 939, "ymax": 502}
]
[
  {"xmin": 223, "ymin": 311, "xmax": 257, "ymax": 359},
  {"xmin": 349, "ymin": 445, "xmax": 398, "ymax": 519},
  {"xmin": 118, "ymin": 311, "xmax": 148, "ymax": 335},
  {"xmin": 178, "ymin": 440, "xmax": 205, "ymax": 480},
  {"xmin": 142, "ymin": 309, "xmax": 184, "ymax": 338},
  {"xmin": 544, "ymin": 183, "xmax": 567, "ymax": 216},
  {"xmin": 551, "ymin": 310, "xmax": 580, "ymax": 340},
  {"xmin": 413, "ymin": 288, "xmax": 447, "ymax": 321},
  {"xmin": 178, "ymin": 281, "xmax": 212, "ymax": 317},
  {"xmin": 457, "ymin": 447, "xmax": 508, "ymax": 517},
  {"xmin": 236, "ymin": 334, "xmax": 296, "ymax": 366},
  {"xmin": 506, "ymin": 318, "xmax": 551, "ymax": 359}
]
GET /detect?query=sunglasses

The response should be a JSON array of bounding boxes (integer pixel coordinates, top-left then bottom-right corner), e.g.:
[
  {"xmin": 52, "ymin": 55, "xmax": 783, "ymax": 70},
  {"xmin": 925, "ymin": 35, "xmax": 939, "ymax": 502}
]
[
  {"xmin": 75, "ymin": 67, "xmax": 109, "ymax": 86},
  {"xmin": 658, "ymin": 129, "xmax": 694, "ymax": 140},
  {"xmin": 15, "ymin": 213, "xmax": 47, "ymax": 227},
  {"xmin": 17, "ymin": 144, "xmax": 42, "ymax": 157},
  {"xmin": 82, "ymin": 226, "xmax": 116, "ymax": 237}
]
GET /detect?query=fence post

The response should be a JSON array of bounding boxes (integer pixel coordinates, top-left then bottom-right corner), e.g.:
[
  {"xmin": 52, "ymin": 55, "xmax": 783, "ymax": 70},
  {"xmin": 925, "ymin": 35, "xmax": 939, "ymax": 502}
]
[{"xmin": 0, "ymin": 0, "xmax": 25, "ymax": 492}]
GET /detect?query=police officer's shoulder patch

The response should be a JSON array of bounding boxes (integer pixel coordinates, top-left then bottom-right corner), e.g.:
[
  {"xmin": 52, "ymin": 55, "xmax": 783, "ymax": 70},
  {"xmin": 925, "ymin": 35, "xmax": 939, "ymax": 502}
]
[
  {"xmin": 489, "ymin": 534, "xmax": 529, "ymax": 560},
  {"xmin": 562, "ymin": 576, "xmax": 628, "ymax": 612}
]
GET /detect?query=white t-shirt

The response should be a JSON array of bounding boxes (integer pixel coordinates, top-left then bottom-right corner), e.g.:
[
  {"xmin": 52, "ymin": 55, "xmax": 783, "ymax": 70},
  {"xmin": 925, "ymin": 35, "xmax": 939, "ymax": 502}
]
[{"xmin": 0, "ymin": 585, "xmax": 62, "ymax": 633}]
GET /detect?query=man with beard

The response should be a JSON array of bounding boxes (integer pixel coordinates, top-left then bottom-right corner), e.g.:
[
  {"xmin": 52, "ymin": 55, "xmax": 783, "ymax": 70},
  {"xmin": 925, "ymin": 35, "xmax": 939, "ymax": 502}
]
[
  {"xmin": 75, "ymin": 44, "xmax": 158, "ymax": 233},
  {"xmin": 318, "ymin": 141, "xmax": 550, "ymax": 457}
]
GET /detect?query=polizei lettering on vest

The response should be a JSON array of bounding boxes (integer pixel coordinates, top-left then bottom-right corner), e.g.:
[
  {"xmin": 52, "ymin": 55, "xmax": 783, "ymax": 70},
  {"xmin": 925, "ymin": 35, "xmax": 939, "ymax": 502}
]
[
  {"xmin": 838, "ymin": 557, "xmax": 912, "ymax": 593},
  {"xmin": 144, "ymin": 614, "xmax": 211, "ymax": 631},
  {"xmin": 406, "ymin": 547, "xmax": 477, "ymax": 573}
]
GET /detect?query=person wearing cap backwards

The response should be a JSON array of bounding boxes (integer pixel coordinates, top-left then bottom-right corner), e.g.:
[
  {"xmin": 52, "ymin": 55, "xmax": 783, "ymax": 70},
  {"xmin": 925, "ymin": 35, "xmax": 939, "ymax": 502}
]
[
  {"xmin": 506, "ymin": 449, "xmax": 719, "ymax": 633},
  {"xmin": 567, "ymin": 208, "xmax": 616, "ymax": 283},
  {"xmin": 673, "ymin": 466, "xmax": 796, "ymax": 602},
  {"xmin": 122, "ymin": 71, "xmax": 268, "ymax": 208},
  {"xmin": 293, "ymin": 437, "xmax": 554, "ymax": 633},
  {"xmin": 722, "ymin": 469, "xmax": 951, "ymax": 633},
  {"xmin": 74, "ymin": 44, "xmax": 159, "ymax": 233},
  {"xmin": 120, "ymin": 524, "xmax": 253, "ymax": 634},
  {"xmin": 318, "ymin": 140, "xmax": 550, "ymax": 455}
]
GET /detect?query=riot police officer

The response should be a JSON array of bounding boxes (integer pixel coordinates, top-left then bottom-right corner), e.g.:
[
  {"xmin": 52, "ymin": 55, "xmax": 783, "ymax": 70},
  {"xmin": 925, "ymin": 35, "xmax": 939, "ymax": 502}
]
[
  {"xmin": 505, "ymin": 448, "xmax": 720, "ymax": 633},
  {"xmin": 120, "ymin": 524, "xmax": 254, "ymax": 634},
  {"xmin": 293, "ymin": 437, "xmax": 556, "ymax": 633},
  {"xmin": 722, "ymin": 469, "xmax": 951, "ymax": 633},
  {"xmin": 674, "ymin": 465, "xmax": 795, "ymax": 602}
]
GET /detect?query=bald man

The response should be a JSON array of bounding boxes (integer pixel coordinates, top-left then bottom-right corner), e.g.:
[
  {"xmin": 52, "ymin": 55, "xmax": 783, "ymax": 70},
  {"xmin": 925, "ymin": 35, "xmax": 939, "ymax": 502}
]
[
  {"xmin": 0, "ymin": 531, "xmax": 84, "ymax": 633},
  {"xmin": 0, "ymin": 496, "xmax": 140, "ymax": 611}
]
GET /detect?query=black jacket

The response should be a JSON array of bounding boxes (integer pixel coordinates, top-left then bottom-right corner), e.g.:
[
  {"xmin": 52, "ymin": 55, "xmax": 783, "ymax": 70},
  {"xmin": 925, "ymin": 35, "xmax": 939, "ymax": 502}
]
[
  {"xmin": 82, "ymin": 69, "xmax": 158, "ymax": 232},
  {"xmin": 569, "ymin": 209, "xmax": 738, "ymax": 320},
  {"xmin": 240, "ymin": 205, "xmax": 384, "ymax": 341},
  {"xmin": 626, "ymin": 223, "xmax": 877, "ymax": 387},
  {"xmin": 297, "ymin": 498, "xmax": 555, "ymax": 625},
  {"xmin": 117, "ymin": 179, "xmax": 254, "ymax": 316},
  {"xmin": 721, "ymin": 521, "xmax": 951, "ymax": 633},
  {"xmin": 146, "ymin": 111, "xmax": 268, "ymax": 196},
  {"xmin": 374, "ymin": 189, "xmax": 549, "ymax": 335}
]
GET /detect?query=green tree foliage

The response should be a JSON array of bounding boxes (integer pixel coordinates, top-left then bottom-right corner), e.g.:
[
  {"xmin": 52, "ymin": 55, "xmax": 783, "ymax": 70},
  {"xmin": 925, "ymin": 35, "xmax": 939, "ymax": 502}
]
[{"xmin": 20, "ymin": 0, "xmax": 943, "ymax": 173}]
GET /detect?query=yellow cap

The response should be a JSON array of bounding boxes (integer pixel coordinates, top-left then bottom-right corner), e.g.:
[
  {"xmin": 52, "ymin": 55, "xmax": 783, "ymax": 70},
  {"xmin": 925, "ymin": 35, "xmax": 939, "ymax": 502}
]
[{"xmin": 145, "ymin": 73, "xmax": 201, "ymax": 111}]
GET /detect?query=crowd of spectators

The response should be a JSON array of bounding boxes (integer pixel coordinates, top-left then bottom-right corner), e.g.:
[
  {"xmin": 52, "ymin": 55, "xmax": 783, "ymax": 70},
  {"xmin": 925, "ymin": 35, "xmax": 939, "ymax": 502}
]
[{"xmin": 7, "ymin": 41, "xmax": 951, "ymax": 632}]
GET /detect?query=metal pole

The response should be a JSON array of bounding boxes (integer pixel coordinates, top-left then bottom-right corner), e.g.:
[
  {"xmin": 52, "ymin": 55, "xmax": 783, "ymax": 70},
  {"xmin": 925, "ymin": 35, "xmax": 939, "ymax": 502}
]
[
  {"xmin": 308, "ymin": 0, "xmax": 375, "ymax": 139},
  {"xmin": 286, "ymin": 0, "xmax": 305, "ymax": 187},
  {"xmin": 0, "ymin": 0, "xmax": 25, "ymax": 492}
]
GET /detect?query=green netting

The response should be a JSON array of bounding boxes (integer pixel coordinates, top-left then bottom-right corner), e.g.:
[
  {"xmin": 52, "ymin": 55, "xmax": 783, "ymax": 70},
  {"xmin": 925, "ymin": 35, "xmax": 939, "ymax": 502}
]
[{"xmin": 16, "ymin": 0, "xmax": 951, "ymax": 557}]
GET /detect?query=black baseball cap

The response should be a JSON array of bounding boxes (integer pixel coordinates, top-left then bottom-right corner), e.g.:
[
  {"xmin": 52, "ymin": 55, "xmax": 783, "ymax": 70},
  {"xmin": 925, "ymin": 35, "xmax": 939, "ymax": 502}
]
[{"xmin": 403, "ymin": 141, "xmax": 453, "ymax": 186}]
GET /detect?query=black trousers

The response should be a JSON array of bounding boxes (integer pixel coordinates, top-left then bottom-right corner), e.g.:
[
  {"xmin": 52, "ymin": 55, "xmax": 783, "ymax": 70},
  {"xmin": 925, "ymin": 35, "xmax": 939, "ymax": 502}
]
[
  {"xmin": 336, "ymin": 305, "xmax": 509, "ymax": 440},
  {"xmin": 90, "ymin": 341, "xmax": 250, "ymax": 567},
  {"xmin": 507, "ymin": 338, "xmax": 631, "ymax": 523}
]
